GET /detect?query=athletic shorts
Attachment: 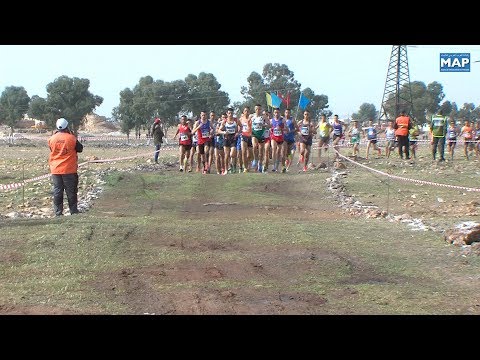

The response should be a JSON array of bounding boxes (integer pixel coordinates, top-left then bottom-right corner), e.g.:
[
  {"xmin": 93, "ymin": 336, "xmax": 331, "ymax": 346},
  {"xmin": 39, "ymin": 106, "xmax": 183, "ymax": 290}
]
[
  {"xmin": 224, "ymin": 135, "xmax": 236, "ymax": 148},
  {"xmin": 181, "ymin": 144, "xmax": 192, "ymax": 152},
  {"xmin": 236, "ymin": 135, "xmax": 242, "ymax": 150},
  {"xmin": 241, "ymin": 135, "xmax": 253, "ymax": 147},
  {"xmin": 319, "ymin": 136, "xmax": 330, "ymax": 144}
]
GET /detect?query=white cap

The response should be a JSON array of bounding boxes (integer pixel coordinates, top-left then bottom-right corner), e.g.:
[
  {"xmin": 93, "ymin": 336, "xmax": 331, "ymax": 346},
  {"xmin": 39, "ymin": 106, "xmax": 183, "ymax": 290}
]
[{"xmin": 56, "ymin": 118, "xmax": 68, "ymax": 130}]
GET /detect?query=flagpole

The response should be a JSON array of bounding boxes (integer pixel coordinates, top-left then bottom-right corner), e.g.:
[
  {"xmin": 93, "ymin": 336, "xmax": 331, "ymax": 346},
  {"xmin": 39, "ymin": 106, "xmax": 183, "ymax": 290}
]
[{"xmin": 295, "ymin": 92, "xmax": 301, "ymax": 122}]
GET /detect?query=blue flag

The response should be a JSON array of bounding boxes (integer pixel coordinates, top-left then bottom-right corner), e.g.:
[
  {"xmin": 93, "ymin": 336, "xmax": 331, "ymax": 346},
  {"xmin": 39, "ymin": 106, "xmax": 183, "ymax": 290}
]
[
  {"xmin": 270, "ymin": 92, "xmax": 283, "ymax": 108},
  {"xmin": 299, "ymin": 93, "xmax": 311, "ymax": 110}
]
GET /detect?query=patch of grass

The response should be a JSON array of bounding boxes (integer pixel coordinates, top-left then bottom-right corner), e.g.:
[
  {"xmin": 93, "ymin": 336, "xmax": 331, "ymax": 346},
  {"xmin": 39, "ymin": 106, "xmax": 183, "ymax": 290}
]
[{"xmin": 2, "ymin": 144, "xmax": 480, "ymax": 314}]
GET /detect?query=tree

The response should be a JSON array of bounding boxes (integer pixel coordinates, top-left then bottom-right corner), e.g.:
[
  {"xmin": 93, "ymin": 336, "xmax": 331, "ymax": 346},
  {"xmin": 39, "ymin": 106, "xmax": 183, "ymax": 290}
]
[
  {"xmin": 0, "ymin": 86, "xmax": 30, "ymax": 135},
  {"xmin": 114, "ymin": 88, "xmax": 135, "ymax": 140},
  {"xmin": 154, "ymin": 79, "xmax": 189, "ymax": 133},
  {"xmin": 300, "ymin": 87, "xmax": 330, "ymax": 122},
  {"xmin": 438, "ymin": 101, "xmax": 453, "ymax": 117},
  {"xmin": 240, "ymin": 71, "xmax": 266, "ymax": 110},
  {"xmin": 28, "ymin": 95, "xmax": 59, "ymax": 130},
  {"xmin": 457, "ymin": 103, "xmax": 476, "ymax": 122},
  {"xmin": 46, "ymin": 75, "xmax": 103, "ymax": 135},
  {"xmin": 449, "ymin": 102, "xmax": 459, "ymax": 122},
  {"xmin": 472, "ymin": 105, "xmax": 480, "ymax": 121},
  {"xmin": 352, "ymin": 103, "xmax": 377, "ymax": 122},
  {"xmin": 384, "ymin": 81, "xmax": 427, "ymax": 123},
  {"xmin": 131, "ymin": 76, "xmax": 157, "ymax": 138},
  {"xmin": 239, "ymin": 63, "xmax": 330, "ymax": 119},
  {"xmin": 383, "ymin": 80, "xmax": 446, "ymax": 124},
  {"xmin": 183, "ymin": 72, "xmax": 230, "ymax": 117},
  {"xmin": 425, "ymin": 81, "xmax": 445, "ymax": 117}
]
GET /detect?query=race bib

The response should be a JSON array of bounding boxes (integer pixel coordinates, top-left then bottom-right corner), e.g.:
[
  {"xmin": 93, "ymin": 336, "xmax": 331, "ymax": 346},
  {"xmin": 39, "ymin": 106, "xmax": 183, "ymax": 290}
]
[
  {"xmin": 273, "ymin": 128, "xmax": 282, "ymax": 136},
  {"xmin": 300, "ymin": 126, "xmax": 309, "ymax": 136},
  {"xmin": 180, "ymin": 134, "xmax": 188, "ymax": 141},
  {"xmin": 263, "ymin": 129, "xmax": 270, "ymax": 138},
  {"xmin": 242, "ymin": 124, "xmax": 248, "ymax": 132},
  {"xmin": 226, "ymin": 126, "xmax": 235, "ymax": 134},
  {"xmin": 202, "ymin": 130, "xmax": 210, "ymax": 139},
  {"xmin": 253, "ymin": 122, "xmax": 263, "ymax": 131},
  {"xmin": 367, "ymin": 128, "xmax": 375, "ymax": 139}
]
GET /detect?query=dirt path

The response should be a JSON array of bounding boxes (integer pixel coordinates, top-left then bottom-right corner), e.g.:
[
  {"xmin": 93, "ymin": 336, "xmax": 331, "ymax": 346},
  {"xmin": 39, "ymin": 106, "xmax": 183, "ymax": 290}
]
[{"xmin": 2, "ymin": 168, "xmax": 480, "ymax": 315}]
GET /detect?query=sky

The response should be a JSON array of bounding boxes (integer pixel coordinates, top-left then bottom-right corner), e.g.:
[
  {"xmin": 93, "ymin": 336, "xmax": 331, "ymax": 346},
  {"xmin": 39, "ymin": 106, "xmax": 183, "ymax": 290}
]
[{"xmin": 1, "ymin": 45, "xmax": 479, "ymax": 120}]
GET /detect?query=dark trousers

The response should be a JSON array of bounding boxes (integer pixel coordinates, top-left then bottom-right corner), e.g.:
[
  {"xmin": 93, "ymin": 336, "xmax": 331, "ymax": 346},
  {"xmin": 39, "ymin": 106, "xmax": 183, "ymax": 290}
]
[
  {"xmin": 432, "ymin": 137, "xmax": 445, "ymax": 160},
  {"xmin": 52, "ymin": 173, "xmax": 79, "ymax": 216},
  {"xmin": 154, "ymin": 144, "xmax": 161, "ymax": 162},
  {"xmin": 397, "ymin": 136, "xmax": 410, "ymax": 159}
]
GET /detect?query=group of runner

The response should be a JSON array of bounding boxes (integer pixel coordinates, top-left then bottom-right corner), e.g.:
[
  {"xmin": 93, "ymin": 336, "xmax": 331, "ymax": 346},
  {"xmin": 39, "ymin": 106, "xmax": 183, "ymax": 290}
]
[
  {"xmin": 170, "ymin": 108, "xmax": 480, "ymax": 173},
  {"xmin": 172, "ymin": 105, "xmax": 320, "ymax": 174},
  {"xmin": 444, "ymin": 119, "xmax": 480, "ymax": 161}
]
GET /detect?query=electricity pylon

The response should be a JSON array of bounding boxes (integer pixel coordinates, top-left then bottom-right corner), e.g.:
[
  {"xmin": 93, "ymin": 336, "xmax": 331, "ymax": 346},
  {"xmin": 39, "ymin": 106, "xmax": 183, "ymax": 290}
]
[{"xmin": 378, "ymin": 45, "xmax": 415, "ymax": 122}]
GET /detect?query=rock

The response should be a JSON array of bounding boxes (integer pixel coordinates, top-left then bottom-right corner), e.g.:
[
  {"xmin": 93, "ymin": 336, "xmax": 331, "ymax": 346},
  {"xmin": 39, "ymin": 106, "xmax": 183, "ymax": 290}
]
[{"xmin": 445, "ymin": 222, "xmax": 480, "ymax": 246}]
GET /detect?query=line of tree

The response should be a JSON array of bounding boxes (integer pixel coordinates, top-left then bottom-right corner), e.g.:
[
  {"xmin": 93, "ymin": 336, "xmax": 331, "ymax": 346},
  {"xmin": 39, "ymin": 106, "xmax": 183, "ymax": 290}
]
[
  {"xmin": 2, "ymin": 69, "xmax": 479, "ymax": 138},
  {"xmin": 112, "ymin": 63, "xmax": 332, "ymax": 139},
  {"xmin": 0, "ymin": 75, "xmax": 102, "ymax": 136},
  {"xmin": 352, "ymin": 81, "xmax": 480, "ymax": 125}
]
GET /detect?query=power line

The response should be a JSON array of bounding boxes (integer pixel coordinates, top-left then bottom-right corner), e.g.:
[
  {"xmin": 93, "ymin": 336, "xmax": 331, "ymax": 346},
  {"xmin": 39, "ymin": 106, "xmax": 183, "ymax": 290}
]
[{"xmin": 1, "ymin": 87, "xmax": 304, "ymax": 113}]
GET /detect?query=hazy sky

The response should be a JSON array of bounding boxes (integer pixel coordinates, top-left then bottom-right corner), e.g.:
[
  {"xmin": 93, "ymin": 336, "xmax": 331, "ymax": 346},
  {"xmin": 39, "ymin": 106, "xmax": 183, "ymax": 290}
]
[{"xmin": 1, "ymin": 45, "xmax": 479, "ymax": 119}]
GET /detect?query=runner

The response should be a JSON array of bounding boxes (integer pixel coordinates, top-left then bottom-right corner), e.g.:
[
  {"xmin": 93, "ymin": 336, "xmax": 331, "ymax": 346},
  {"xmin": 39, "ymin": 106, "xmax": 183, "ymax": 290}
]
[
  {"xmin": 263, "ymin": 110, "xmax": 272, "ymax": 173},
  {"xmin": 215, "ymin": 113, "xmax": 226, "ymax": 174},
  {"xmin": 409, "ymin": 123, "xmax": 420, "ymax": 159},
  {"xmin": 191, "ymin": 111, "xmax": 214, "ymax": 174},
  {"xmin": 364, "ymin": 119, "xmax": 381, "ymax": 160},
  {"xmin": 251, "ymin": 104, "xmax": 267, "ymax": 173},
  {"xmin": 384, "ymin": 120, "xmax": 396, "ymax": 159},
  {"xmin": 187, "ymin": 119, "xmax": 197, "ymax": 172},
  {"xmin": 331, "ymin": 115, "xmax": 344, "ymax": 160},
  {"xmin": 219, "ymin": 108, "xmax": 240, "ymax": 174},
  {"xmin": 316, "ymin": 114, "xmax": 332, "ymax": 162},
  {"xmin": 297, "ymin": 110, "xmax": 316, "ymax": 172},
  {"xmin": 283, "ymin": 108, "xmax": 298, "ymax": 172},
  {"xmin": 460, "ymin": 119, "xmax": 474, "ymax": 160},
  {"xmin": 173, "ymin": 115, "xmax": 192, "ymax": 172},
  {"xmin": 239, "ymin": 106, "xmax": 253, "ymax": 172},
  {"xmin": 207, "ymin": 111, "xmax": 217, "ymax": 172},
  {"xmin": 474, "ymin": 121, "xmax": 480, "ymax": 160},
  {"xmin": 446, "ymin": 119, "xmax": 459, "ymax": 161},
  {"xmin": 270, "ymin": 107, "xmax": 286, "ymax": 172},
  {"xmin": 347, "ymin": 119, "xmax": 361, "ymax": 159}
]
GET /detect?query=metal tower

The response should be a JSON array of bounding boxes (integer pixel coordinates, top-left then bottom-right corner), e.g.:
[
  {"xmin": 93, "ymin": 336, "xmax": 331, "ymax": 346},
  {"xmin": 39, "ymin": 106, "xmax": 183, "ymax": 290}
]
[{"xmin": 378, "ymin": 45, "xmax": 414, "ymax": 122}]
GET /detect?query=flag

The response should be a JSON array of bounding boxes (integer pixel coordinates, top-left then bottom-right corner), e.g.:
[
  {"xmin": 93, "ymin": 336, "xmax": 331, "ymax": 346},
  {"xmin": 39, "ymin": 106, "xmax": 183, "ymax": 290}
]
[
  {"xmin": 266, "ymin": 92, "xmax": 273, "ymax": 108},
  {"xmin": 299, "ymin": 93, "xmax": 311, "ymax": 110},
  {"xmin": 270, "ymin": 92, "xmax": 282, "ymax": 108},
  {"xmin": 278, "ymin": 91, "xmax": 291, "ymax": 108}
]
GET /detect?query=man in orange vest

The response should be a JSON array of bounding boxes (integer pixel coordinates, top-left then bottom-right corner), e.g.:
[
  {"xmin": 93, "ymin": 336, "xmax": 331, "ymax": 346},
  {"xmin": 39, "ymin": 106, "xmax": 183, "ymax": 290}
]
[
  {"xmin": 48, "ymin": 118, "xmax": 84, "ymax": 217},
  {"xmin": 394, "ymin": 110, "xmax": 413, "ymax": 159}
]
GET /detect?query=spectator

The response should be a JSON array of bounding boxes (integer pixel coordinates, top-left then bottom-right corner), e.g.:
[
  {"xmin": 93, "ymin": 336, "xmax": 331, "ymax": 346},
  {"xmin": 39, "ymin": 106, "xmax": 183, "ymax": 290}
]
[
  {"xmin": 429, "ymin": 111, "xmax": 447, "ymax": 162},
  {"xmin": 151, "ymin": 118, "xmax": 165, "ymax": 164},
  {"xmin": 48, "ymin": 118, "xmax": 83, "ymax": 217},
  {"xmin": 395, "ymin": 110, "xmax": 412, "ymax": 159}
]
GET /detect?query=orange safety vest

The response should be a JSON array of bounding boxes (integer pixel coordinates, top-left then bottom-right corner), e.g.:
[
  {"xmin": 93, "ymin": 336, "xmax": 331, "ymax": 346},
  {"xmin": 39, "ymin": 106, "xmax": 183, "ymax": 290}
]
[
  {"xmin": 395, "ymin": 116, "xmax": 410, "ymax": 136},
  {"xmin": 48, "ymin": 131, "xmax": 79, "ymax": 174}
]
